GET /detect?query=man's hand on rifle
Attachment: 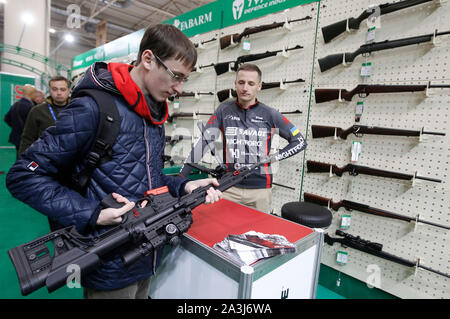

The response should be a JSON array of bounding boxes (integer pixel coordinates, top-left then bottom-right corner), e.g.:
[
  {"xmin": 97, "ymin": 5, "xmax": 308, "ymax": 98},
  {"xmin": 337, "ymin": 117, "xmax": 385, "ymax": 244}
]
[
  {"xmin": 184, "ymin": 178, "xmax": 223, "ymax": 204},
  {"xmin": 97, "ymin": 193, "xmax": 135, "ymax": 226}
]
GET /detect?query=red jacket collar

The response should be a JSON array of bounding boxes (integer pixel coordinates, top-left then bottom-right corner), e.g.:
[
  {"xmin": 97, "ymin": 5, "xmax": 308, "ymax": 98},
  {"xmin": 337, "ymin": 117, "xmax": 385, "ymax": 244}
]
[{"xmin": 107, "ymin": 62, "xmax": 168, "ymax": 125}]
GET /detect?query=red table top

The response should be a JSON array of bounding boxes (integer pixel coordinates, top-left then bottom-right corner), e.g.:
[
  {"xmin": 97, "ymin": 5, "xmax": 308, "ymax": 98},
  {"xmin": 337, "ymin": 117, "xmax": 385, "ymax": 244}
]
[{"xmin": 187, "ymin": 199, "xmax": 314, "ymax": 248}]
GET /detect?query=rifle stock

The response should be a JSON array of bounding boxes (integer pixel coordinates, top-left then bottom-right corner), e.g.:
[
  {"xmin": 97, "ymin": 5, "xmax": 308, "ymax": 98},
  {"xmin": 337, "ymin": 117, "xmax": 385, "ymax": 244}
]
[
  {"xmin": 217, "ymin": 89, "xmax": 237, "ymax": 102},
  {"xmin": 303, "ymin": 192, "xmax": 341, "ymax": 211},
  {"xmin": 311, "ymin": 125, "xmax": 350, "ymax": 139},
  {"xmin": 214, "ymin": 61, "xmax": 234, "ymax": 76},
  {"xmin": 219, "ymin": 34, "xmax": 237, "ymax": 50},
  {"xmin": 318, "ymin": 50, "xmax": 361, "ymax": 72},
  {"xmin": 321, "ymin": 17, "xmax": 362, "ymax": 43}
]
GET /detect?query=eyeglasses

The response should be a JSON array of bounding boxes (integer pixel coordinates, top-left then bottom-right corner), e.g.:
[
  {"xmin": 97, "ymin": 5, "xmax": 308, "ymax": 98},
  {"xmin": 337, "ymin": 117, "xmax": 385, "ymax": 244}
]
[{"xmin": 153, "ymin": 54, "xmax": 189, "ymax": 84}]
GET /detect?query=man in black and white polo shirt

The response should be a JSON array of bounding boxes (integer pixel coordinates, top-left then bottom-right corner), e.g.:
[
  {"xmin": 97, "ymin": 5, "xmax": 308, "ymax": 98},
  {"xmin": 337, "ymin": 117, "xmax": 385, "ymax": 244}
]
[{"xmin": 180, "ymin": 63, "xmax": 306, "ymax": 213}]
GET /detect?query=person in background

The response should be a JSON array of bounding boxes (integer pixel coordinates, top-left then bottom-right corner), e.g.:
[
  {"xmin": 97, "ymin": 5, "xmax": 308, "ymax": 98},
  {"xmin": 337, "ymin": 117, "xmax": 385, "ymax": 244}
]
[
  {"xmin": 32, "ymin": 90, "xmax": 45, "ymax": 105},
  {"xmin": 4, "ymin": 84, "xmax": 38, "ymax": 158},
  {"xmin": 18, "ymin": 76, "xmax": 71, "ymax": 156}
]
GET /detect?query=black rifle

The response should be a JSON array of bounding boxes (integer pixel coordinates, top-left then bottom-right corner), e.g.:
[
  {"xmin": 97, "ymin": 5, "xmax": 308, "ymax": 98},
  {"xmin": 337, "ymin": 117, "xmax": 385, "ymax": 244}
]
[
  {"xmin": 192, "ymin": 63, "xmax": 215, "ymax": 73},
  {"xmin": 306, "ymin": 160, "xmax": 441, "ymax": 183},
  {"xmin": 321, "ymin": 0, "xmax": 434, "ymax": 43},
  {"xmin": 193, "ymin": 37, "xmax": 216, "ymax": 48},
  {"xmin": 8, "ymin": 158, "xmax": 272, "ymax": 296},
  {"xmin": 220, "ymin": 15, "xmax": 312, "ymax": 49},
  {"xmin": 167, "ymin": 111, "xmax": 213, "ymax": 123},
  {"xmin": 164, "ymin": 135, "xmax": 193, "ymax": 146},
  {"xmin": 187, "ymin": 162, "xmax": 296, "ymax": 190},
  {"xmin": 319, "ymin": 29, "xmax": 450, "ymax": 72},
  {"xmin": 304, "ymin": 192, "xmax": 449, "ymax": 230},
  {"xmin": 217, "ymin": 78, "xmax": 305, "ymax": 102},
  {"xmin": 168, "ymin": 91, "xmax": 214, "ymax": 101},
  {"xmin": 214, "ymin": 45, "xmax": 303, "ymax": 76},
  {"xmin": 325, "ymin": 230, "xmax": 450, "ymax": 278},
  {"xmin": 311, "ymin": 124, "xmax": 445, "ymax": 139},
  {"xmin": 314, "ymin": 82, "xmax": 450, "ymax": 103}
]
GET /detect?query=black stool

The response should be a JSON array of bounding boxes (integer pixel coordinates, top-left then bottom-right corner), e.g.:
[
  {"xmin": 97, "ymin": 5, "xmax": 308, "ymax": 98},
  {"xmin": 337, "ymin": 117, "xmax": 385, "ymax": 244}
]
[{"xmin": 281, "ymin": 202, "xmax": 332, "ymax": 228}]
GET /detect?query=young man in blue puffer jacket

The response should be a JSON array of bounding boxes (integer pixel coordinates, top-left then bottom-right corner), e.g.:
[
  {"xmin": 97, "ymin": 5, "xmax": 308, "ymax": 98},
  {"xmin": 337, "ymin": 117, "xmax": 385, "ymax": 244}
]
[{"xmin": 6, "ymin": 24, "xmax": 222, "ymax": 299}]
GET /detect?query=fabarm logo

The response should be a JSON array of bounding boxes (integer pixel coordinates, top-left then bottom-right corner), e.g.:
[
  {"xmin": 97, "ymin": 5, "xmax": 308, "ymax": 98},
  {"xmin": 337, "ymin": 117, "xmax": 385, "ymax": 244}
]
[
  {"xmin": 232, "ymin": 0, "xmax": 245, "ymax": 20},
  {"xmin": 173, "ymin": 12, "xmax": 213, "ymax": 31}
]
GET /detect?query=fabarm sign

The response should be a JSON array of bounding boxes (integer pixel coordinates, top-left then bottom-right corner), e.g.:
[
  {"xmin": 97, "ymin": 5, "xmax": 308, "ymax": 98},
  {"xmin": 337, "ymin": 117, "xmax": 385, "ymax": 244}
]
[{"xmin": 163, "ymin": 1, "xmax": 221, "ymax": 37}]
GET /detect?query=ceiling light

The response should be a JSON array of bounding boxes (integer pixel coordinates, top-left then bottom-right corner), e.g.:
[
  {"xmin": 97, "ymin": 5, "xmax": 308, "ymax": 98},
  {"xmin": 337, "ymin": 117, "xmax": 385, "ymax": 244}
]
[
  {"xmin": 64, "ymin": 34, "xmax": 75, "ymax": 43},
  {"xmin": 21, "ymin": 12, "xmax": 35, "ymax": 25},
  {"xmin": 48, "ymin": 28, "xmax": 56, "ymax": 34}
]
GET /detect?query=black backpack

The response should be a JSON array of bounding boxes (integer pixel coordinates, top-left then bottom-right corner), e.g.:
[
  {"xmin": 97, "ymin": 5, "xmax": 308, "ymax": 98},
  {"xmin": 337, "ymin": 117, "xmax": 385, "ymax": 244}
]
[{"xmin": 69, "ymin": 89, "xmax": 121, "ymax": 193}]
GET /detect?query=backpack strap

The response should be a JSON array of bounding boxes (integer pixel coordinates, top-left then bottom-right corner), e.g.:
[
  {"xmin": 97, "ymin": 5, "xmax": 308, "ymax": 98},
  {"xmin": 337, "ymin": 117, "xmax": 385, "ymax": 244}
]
[{"xmin": 71, "ymin": 89, "xmax": 121, "ymax": 193}]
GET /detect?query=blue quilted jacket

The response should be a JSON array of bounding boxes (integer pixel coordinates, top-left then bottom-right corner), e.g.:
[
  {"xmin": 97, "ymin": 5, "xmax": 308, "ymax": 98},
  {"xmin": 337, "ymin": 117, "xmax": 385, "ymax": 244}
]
[{"xmin": 6, "ymin": 62, "xmax": 188, "ymax": 291}]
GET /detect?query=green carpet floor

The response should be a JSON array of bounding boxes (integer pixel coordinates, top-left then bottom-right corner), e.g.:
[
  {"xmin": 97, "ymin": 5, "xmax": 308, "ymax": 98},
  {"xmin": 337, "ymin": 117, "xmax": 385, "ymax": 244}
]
[
  {"xmin": 0, "ymin": 148, "xmax": 83, "ymax": 299},
  {"xmin": 0, "ymin": 148, "xmax": 344, "ymax": 299}
]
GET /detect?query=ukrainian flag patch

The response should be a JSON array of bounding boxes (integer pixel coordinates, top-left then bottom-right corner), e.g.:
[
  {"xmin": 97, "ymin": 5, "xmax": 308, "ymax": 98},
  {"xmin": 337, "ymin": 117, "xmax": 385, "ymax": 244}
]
[{"xmin": 290, "ymin": 126, "xmax": 300, "ymax": 136}]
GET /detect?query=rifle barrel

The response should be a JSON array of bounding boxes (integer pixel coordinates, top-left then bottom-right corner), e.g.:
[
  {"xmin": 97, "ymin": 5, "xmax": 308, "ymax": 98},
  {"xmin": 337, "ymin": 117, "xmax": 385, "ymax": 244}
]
[
  {"xmin": 419, "ymin": 264, "xmax": 450, "ymax": 278},
  {"xmin": 429, "ymin": 84, "xmax": 450, "ymax": 88},
  {"xmin": 414, "ymin": 175, "xmax": 442, "ymax": 183},
  {"xmin": 422, "ymin": 130, "xmax": 446, "ymax": 136}
]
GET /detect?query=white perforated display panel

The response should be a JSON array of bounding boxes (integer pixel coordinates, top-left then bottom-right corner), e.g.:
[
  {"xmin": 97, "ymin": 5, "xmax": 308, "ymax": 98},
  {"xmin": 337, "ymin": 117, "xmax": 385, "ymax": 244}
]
[
  {"xmin": 163, "ymin": 0, "xmax": 450, "ymax": 299},
  {"xmin": 307, "ymin": 0, "xmax": 449, "ymax": 299}
]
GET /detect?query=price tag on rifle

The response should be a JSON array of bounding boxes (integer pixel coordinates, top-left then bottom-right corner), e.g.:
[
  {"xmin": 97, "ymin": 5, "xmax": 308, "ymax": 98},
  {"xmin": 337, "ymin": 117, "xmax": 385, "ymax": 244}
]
[
  {"xmin": 351, "ymin": 141, "xmax": 362, "ymax": 162},
  {"xmin": 336, "ymin": 251, "xmax": 348, "ymax": 265},
  {"xmin": 355, "ymin": 101, "xmax": 364, "ymax": 122},
  {"xmin": 242, "ymin": 40, "xmax": 251, "ymax": 52},
  {"xmin": 360, "ymin": 62, "xmax": 372, "ymax": 77},
  {"xmin": 366, "ymin": 27, "xmax": 376, "ymax": 43},
  {"xmin": 340, "ymin": 214, "xmax": 352, "ymax": 229},
  {"xmin": 173, "ymin": 98, "xmax": 180, "ymax": 110}
]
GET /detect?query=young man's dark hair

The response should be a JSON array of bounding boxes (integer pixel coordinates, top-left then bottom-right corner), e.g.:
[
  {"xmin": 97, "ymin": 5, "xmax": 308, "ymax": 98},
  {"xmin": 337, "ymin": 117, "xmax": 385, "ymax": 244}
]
[{"xmin": 136, "ymin": 24, "xmax": 197, "ymax": 68}]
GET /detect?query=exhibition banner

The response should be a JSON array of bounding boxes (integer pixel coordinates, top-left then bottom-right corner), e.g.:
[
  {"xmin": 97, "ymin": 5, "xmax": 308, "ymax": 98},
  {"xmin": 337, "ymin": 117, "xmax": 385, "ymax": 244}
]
[
  {"xmin": 71, "ymin": 29, "xmax": 145, "ymax": 70},
  {"xmin": 222, "ymin": 0, "xmax": 318, "ymax": 27},
  {"xmin": 163, "ymin": 1, "xmax": 222, "ymax": 37},
  {"xmin": 72, "ymin": 0, "xmax": 319, "ymax": 70}
]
